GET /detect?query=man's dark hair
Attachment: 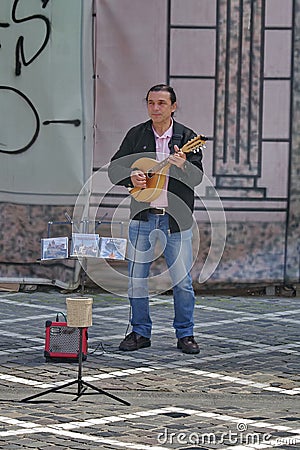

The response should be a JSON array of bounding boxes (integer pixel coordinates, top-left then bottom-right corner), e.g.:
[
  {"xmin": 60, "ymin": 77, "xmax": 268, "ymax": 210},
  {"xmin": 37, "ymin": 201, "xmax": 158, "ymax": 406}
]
[{"xmin": 146, "ymin": 84, "xmax": 177, "ymax": 105}]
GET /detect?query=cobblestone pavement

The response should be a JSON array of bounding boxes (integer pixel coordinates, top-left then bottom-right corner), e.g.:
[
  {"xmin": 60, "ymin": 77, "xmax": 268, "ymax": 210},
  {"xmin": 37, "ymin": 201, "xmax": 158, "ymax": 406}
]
[{"xmin": 0, "ymin": 289, "xmax": 299, "ymax": 449}]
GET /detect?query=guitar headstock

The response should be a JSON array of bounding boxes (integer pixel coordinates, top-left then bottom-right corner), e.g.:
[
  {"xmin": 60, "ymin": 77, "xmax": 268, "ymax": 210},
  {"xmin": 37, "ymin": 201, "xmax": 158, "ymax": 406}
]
[{"xmin": 181, "ymin": 134, "xmax": 206, "ymax": 154}]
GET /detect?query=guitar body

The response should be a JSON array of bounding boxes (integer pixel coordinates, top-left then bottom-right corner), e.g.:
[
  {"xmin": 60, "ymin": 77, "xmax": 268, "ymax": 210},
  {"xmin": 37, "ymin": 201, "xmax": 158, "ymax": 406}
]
[
  {"xmin": 130, "ymin": 157, "xmax": 169, "ymax": 202},
  {"xmin": 129, "ymin": 135, "xmax": 206, "ymax": 202}
]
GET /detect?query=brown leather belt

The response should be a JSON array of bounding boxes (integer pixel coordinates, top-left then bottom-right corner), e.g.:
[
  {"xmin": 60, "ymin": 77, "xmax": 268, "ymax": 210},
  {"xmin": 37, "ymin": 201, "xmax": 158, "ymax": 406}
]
[{"xmin": 148, "ymin": 207, "xmax": 166, "ymax": 215}]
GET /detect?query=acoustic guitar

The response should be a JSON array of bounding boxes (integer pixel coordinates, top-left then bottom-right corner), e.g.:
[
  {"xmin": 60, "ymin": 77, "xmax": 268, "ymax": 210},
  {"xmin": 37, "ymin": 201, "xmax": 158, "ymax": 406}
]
[{"xmin": 129, "ymin": 135, "xmax": 206, "ymax": 202}]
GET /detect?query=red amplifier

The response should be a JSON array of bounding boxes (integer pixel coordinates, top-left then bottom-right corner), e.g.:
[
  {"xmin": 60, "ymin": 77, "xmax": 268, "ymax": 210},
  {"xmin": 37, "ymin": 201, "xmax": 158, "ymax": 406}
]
[{"xmin": 44, "ymin": 320, "xmax": 88, "ymax": 362}]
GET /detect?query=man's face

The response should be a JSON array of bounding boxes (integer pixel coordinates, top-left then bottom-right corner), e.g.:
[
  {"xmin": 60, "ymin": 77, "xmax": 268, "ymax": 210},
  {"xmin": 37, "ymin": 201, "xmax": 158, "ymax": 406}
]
[{"xmin": 147, "ymin": 90, "xmax": 177, "ymax": 127}]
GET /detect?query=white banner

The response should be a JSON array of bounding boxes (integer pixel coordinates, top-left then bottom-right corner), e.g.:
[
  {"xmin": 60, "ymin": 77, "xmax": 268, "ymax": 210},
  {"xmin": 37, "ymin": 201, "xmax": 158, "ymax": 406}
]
[{"xmin": 0, "ymin": 0, "xmax": 94, "ymax": 204}]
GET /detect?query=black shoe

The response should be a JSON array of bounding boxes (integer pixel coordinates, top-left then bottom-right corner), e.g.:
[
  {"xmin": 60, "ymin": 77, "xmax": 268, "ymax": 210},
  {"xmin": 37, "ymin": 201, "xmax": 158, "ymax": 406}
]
[
  {"xmin": 177, "ymin": 336, "xmax": 200, "ymax": 354},
  {"xmin": 119, "ymin": 331, "xmax": 151, "ymax": 351}
]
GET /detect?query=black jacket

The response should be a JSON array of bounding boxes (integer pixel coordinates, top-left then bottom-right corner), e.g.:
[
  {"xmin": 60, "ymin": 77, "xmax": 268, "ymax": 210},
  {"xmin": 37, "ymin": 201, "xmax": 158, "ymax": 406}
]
[{"xmin": 108, "ymin": 120, "xmax": 204, "ymax": 232}]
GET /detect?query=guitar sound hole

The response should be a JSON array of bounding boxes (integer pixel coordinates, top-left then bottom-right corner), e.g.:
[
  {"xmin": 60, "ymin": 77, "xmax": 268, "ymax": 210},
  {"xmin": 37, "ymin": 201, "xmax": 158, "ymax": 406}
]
[{"xmin": 147, "ymin": 170, "xmax": 154, "ymax": 178}]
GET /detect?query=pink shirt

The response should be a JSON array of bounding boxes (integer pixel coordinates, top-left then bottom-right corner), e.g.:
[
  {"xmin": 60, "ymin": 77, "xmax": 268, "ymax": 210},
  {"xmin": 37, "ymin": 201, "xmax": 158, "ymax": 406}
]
[{"xmin": 150, "ymin": 122, "xmax": 173, "ymax": 208}]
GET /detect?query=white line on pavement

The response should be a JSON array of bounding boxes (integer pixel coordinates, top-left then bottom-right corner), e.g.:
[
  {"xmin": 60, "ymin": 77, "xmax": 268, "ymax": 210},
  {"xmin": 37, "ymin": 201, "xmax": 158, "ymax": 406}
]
[{"xmin": 178, "ymin": 368, "xmax": 300, "ymax": 396}]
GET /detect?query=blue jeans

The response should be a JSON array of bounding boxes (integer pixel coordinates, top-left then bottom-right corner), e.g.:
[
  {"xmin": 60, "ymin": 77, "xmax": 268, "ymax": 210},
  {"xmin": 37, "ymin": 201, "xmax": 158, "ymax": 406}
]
[{"xmin": 127, "ymin": 213, "xmax": 196, "ymax": 339}]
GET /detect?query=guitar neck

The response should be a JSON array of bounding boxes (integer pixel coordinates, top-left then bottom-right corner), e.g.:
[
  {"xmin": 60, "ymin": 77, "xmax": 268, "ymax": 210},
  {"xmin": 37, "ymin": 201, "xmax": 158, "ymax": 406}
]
[
  {"xmin": 149, "ymin": 134, "xmax": 206, "ymax": 175},
  {"xmin": 151, "ymin": 157, "xmax": 171, "ymax": 174}
]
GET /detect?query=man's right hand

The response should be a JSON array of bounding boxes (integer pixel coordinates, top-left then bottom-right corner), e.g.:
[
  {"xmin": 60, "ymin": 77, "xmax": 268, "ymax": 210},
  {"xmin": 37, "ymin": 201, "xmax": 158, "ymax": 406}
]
[{"xmin": 131, "ymin": 170, "xmax": 147, "ymax": 188}]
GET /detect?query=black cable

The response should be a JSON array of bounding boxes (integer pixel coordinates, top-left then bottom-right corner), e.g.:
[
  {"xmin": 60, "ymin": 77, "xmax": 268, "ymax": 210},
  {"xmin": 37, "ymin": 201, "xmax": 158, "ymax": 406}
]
[
  {"xmin": 55, "ymin": 311, "xmax": 67, "ymax": 322},
  {"xmin": 88, "ymin": 341, "xmax": 105, "ymax": 356}
]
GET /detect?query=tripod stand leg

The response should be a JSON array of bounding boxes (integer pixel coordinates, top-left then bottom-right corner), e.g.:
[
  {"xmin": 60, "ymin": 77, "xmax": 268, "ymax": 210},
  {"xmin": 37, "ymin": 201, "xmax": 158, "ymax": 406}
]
[
  {"xmin": 21, "ymin": 379, "xmax": 78, "ymax": 402},
  {"xmin": 81, "ymin": 380, "xmax": 130, "ymax": 405},
  {"xmin": 76, "ymin": 331, "xmax": 129, "ymax": 404}
]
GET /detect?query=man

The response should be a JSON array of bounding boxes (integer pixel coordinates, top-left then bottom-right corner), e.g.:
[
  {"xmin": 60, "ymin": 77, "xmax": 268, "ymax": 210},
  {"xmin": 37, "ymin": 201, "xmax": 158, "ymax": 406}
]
[{"xmin": 108, "ymin": 84, "xmax": 204, "ymax": 354}]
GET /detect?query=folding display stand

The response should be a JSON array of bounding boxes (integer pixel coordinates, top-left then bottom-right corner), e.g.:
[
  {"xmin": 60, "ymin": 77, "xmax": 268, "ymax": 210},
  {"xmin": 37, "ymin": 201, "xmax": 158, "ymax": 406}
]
[
  {"xmin": 22, "ymin": 298, "xmax": 130, "ymax": 405},
  {"xmin": 43, "ymin": 214, "xmax": 125, "ymax": 294}
]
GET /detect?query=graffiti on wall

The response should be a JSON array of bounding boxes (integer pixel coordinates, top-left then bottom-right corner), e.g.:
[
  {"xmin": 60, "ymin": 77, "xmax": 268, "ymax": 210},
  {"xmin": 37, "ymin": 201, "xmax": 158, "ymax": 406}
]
[{"xmin": 0, "ymin": 0, "xmax": 92, "ymax": 203}]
